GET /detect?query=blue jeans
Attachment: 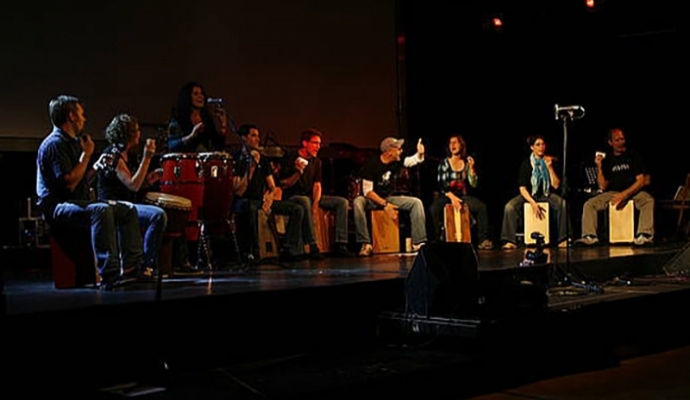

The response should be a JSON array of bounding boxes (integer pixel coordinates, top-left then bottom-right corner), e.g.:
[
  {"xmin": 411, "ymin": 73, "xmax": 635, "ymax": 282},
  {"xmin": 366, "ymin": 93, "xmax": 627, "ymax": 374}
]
[
  {"xmin": 287, "ymin": 195, "xmax": 350, "ymax": 245},
  {"xmin": 51, "ymin": 200, "xmax": 143, "ymax": 277},
  {"xmin": 133, "ymin": 203, "xmax": 167, "ymax": 270},
  {"xmin": 353, "ymin": 195, "xmax": 427, "ymax": 245}
]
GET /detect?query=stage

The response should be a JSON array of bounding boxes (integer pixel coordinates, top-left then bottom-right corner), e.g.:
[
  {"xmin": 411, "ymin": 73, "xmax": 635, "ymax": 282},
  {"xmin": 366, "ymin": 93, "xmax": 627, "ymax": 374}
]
[{"xmin": 2, "ymin": 239, "xmax": 690, "ymax": 398}]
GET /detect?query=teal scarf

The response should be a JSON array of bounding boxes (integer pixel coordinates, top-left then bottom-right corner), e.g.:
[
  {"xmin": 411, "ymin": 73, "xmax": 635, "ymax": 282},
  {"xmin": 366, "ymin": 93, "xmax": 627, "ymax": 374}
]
[{"xmin": 530, "ymin": 153, "xmax": 550, "ymax": 197}]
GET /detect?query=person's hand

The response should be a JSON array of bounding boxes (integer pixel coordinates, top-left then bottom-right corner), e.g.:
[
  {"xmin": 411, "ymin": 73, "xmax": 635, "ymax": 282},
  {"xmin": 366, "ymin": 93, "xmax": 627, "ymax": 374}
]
[
  {"xmin": 191, "ymin": 121, "xmax": 204, "ymax": 138},
  {"xmin": 544, "ymin": 155, "xmax": 555, "ymax": 167},
  {"xmin": 531, "ymin": 202, "xmax": 546, "ymax": 220},
  {"xmin": 262, "ymin": 195, "xmax": 273, "ymax": 214},
  {"xmin": 451, "ymin": 196, "xmax": 463, "ymax": 210},
  {"xmin": 417, "ymin": 138, "xmax": 425, "ymax": 156},
  {"xmin": 146, "ymin": 168, "xmax": 163, "ymax": 185},
  {"xmin": 594, "ymin": 153, "xmax": 605, "ymax": 168},
  {"xmin": 294, "ymin": 158, "xmax": 307, "ymax": 174},
  {"xmin": 466, "ymin": 156, "xmax": 475, "ymax": 169},
  {"xmin": 384, "ymin": 202, "xmax": 399, "ymax": 222},
  {"xmin": 250, "ymin": 150, "xmax": 261, "ymax": 164},
  {"xmin": 143, "ymin": 138, "xmax": 156, "ymax": 159},
  {"xmin": 80, "ymin": 134, "xmax": 95, "ymax": 157},
  {"xmin": 93, "ymin": 152, "xmax": 114, "ymax": 171},
  {"xmin": 611, "ymin": 192, "xmax": 627, "ymax": 209}
]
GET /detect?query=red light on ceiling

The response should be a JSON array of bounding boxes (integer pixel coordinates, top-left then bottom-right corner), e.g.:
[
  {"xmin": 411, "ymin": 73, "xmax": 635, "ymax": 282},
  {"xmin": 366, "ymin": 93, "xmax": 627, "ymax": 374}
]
[
  {"xmin": 585, "ymin": 0, "xmax": 596, "ymax": 9},
  {"xmin": 492, "ymin": 17, "xmax": 503, "ymax": 27}
]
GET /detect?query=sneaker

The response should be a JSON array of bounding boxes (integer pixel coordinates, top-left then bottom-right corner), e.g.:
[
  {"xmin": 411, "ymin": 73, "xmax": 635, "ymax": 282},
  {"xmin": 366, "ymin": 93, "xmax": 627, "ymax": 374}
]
[
  {"xmin": 633, "ymin": 234, "xmax": 654, "ymax": 246},
  {"xmin": 358, "ymin": 243, "xmax": 373, "ymax": 257},
  {"xmin": 478, "ymin": 239, "xmax": 495, "ymax": 250},
  {"xmin": 501, "ymin": 242, "xmax": 517, "ymax": 250},
  {"xmin": 411, "ymin": 242, "xmax": 426, "ymax": 252},
  {"xmin": 333, "ymin": 244, "xmax": 355, "ymax": 257},
  {"xmin": 575, "ymin": 235, "xmax": 599, "ymax": 246}
]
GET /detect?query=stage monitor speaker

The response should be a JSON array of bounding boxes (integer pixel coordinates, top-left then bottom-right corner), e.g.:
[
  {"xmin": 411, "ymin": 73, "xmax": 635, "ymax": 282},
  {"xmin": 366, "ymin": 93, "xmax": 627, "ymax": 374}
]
[
  {"xmin": 663, "ymin": 241, "xmax": 690, "ymax": 276},
  {"xmin": 404, "ymin": 242, "xmax": 479, "ymax": 318}
]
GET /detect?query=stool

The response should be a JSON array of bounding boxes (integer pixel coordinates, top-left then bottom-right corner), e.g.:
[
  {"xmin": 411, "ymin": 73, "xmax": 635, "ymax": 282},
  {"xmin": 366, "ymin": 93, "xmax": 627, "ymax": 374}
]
[
  {"xmin": 313, "ymin": 208, "xmax": 335, "ymax": 253},
  {"xmin": 524, "ymin": 202, "xmax": 550, "ymax": 245},
  {"xmin": 50, "ymin": 232, "xmax": 99, "ymax": 289},
  {"xmin": 371, "ymin": 209, "xmax": 399, "ymax": 253},
  {"xmin": 609, "ymin": 201, "xmax": 635, "ymax": 243},
  {"xmin": 443, "ymin": 203, "xmax": 471, "ymax": 243}
]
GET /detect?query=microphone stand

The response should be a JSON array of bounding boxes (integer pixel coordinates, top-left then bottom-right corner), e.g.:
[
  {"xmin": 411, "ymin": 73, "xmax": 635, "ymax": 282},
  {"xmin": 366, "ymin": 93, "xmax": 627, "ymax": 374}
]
[{"xmin": 549, "ymin": 107, "xmax": 604, "ymax": 296}]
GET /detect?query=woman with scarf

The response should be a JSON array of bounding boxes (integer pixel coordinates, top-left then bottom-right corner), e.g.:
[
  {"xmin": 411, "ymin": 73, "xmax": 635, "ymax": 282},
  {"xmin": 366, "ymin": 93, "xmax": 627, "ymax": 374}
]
[{"xmin": 500, "ymin": 135, "xmax": 569, "ymax": 249}]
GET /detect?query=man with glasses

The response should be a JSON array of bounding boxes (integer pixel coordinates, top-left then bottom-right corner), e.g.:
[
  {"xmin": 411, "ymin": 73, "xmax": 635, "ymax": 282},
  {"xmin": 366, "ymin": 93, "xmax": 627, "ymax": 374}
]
[
  {"xmin": 353, "ymin": 137, "xmax": 427, "ymax": 256},
  {"xmin": 279, "ymin": 129, "xmax": 354, "ymax": 258}
]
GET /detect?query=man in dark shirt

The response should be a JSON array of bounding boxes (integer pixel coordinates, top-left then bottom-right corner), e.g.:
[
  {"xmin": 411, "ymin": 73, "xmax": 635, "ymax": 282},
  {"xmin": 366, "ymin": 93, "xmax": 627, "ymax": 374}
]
[
  {"xmin": 575, "ymin": 127, "xmax": 654, "ymax": 246},
  {"xmin": 353, "ymin": 137, "xmax": 427, "ymax": 256},
  {"xmin": 279, "ymin": 129, "xmax": 353, "ymax": 258},
  {"xmin": 36, "ymin": 95, "xmax": 144, "ymax": 289},
  {"xmin": 232, "ymin": 124, "xmax": 304, "ymax": 262}
]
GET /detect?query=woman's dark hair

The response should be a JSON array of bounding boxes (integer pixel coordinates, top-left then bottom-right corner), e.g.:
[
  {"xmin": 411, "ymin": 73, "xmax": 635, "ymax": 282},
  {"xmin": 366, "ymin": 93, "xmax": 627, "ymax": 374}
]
[
  {"xmin": 105, "ymin": 113, "xmax": 138, "ymax": 150},
  {"xmin": 172, "ymin": 81, "xmax": 209, "ymax": 131},
  {"xmin": 527, "ymin": 134, "xmax": 545, "ymax": 146}
]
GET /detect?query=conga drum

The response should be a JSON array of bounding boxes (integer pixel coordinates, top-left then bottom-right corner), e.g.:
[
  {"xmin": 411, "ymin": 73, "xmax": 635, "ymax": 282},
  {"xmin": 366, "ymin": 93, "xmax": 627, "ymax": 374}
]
[
  {"xmin": 144, "ymin": 192, "xmax": 192, "ymax": 276},
  {"xmin": 160, "ymin": 153, "xmax": 204, "ymax": 241},
  {"xmin": 198, "ymin": 152, "xmax": 234, "ymax": 224}
]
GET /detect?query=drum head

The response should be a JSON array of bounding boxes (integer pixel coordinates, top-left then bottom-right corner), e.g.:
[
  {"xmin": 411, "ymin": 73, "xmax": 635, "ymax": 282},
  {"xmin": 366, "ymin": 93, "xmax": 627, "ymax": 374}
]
[
  {"xmin": 144, "ymin": 192, "xmax": 192, "ymax": 210},
  {"xmin": 199, "ymin": 152, "xmax": 232, "ymax": 160},
  {"xmin": 161, "ymin": 152, "xmax": 200, "ymax": 161}
]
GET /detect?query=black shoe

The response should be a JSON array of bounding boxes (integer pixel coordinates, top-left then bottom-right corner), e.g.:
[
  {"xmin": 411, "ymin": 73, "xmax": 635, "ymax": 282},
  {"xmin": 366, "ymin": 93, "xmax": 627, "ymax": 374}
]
[
  {"xmin": 99, "ymin": 269, "xmax": 138, "ymax": 291},
  {"xmin": 333, "ymin": 244, "xmax": 355, "ymax": 257}
]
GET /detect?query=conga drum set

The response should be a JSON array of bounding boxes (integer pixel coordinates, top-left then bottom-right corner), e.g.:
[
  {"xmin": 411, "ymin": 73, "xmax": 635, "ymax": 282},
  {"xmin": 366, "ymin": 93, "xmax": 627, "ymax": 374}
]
[{"xmin": 158, "ymin": 151, "xmax": 235, "ymax": 268}]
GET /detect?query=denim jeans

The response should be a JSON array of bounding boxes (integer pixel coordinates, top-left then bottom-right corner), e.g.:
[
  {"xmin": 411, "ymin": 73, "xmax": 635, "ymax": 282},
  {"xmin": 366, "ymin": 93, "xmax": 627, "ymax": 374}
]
[
  {"xmin": 353, "ymin": 195, "xmax": 427, "ymax": 245},
  {"xmin": 133, "ymin": 203, "xmax": 167, "ymax": 270},
  {"xmin": 287, "ymin": 195, "xmax": 350, "ymax": 245},
  {"xmin": 51, "ymin": 200, "xmax": 143, "ymax": 277}
]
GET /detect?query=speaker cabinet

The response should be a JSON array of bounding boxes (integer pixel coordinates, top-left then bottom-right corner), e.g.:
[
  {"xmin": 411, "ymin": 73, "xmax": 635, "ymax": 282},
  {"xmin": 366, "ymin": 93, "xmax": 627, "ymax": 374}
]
[{"xmin": 404, "ymin": 242, "xmax": 479, "ymax": 318}]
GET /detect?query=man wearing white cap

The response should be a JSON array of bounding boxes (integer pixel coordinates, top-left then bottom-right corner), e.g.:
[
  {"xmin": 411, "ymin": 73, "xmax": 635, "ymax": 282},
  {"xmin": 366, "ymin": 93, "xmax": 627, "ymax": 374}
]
[{"xmin": 353, "ymin": 137, "xmax": 427, "ymax": 256}]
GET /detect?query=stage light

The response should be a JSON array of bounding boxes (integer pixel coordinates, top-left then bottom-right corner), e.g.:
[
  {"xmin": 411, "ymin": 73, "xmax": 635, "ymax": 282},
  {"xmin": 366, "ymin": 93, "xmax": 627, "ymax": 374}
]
[
  {"xmin": 483, "ymin": 13, "xmax": 504, "ymax": 34},
  {"xmin": 585, "ymin": 0, "xmax": 605, "ymax": 13}
]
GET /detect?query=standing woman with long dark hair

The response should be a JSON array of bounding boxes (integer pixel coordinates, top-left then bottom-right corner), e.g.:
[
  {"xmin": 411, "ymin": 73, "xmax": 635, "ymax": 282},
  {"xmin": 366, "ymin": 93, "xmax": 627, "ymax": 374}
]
[{"xmin": 167, "ymin": 81, "xmax": 228, "ymax": 153}]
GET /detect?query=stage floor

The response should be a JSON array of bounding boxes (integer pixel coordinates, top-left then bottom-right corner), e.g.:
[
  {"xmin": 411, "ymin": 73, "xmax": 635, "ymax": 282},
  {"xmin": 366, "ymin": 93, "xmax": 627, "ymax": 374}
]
[
  {"xmin": 3, "ymin": 239, "xmax": 689, "ymax": 317},
  {"xmin": 3, "ymin": 239, "xmax": 690, "ymax": 398}
]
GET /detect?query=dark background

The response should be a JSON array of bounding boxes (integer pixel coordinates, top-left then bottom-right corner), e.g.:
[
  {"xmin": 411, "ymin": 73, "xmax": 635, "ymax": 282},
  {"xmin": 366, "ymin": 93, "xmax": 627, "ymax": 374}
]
[{"xmin": 0, "ymin": 0, "xmax": 679, "ymax": 247}]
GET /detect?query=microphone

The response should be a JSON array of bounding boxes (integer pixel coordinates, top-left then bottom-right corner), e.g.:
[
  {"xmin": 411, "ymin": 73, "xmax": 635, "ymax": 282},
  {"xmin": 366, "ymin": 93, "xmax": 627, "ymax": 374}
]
[
  {"xmin": 207, "ymin": 97, "xmax": 224, "ymax": 104},
  {"xmin": 554, "ymin": 104, "xmax": 585, "ymax": 120}
]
